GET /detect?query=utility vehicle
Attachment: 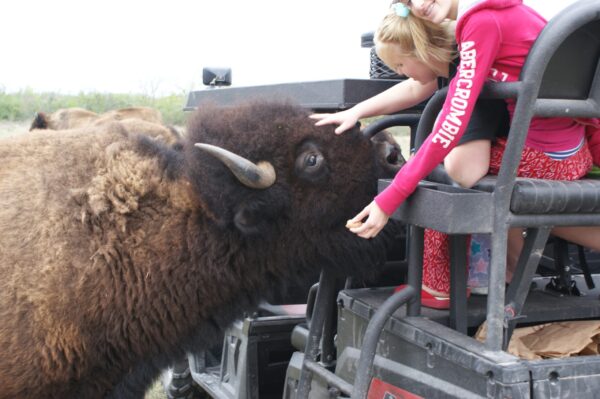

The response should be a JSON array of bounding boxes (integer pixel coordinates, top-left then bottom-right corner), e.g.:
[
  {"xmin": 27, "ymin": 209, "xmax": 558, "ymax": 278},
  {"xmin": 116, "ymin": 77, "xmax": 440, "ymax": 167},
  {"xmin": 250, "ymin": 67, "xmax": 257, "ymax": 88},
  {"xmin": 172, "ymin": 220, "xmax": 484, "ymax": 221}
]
[{"xmin": 164, "ymin": 1, "xmax": 600, "ymax": 397}]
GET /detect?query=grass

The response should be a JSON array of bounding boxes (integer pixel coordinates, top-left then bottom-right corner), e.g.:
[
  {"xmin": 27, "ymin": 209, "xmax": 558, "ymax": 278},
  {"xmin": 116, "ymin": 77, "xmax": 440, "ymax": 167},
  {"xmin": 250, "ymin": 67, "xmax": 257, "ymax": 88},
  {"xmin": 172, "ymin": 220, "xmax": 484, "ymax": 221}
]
[
  {"xmin": 0, "ymin": 120, "xmax": 29, "ymax": 138},
  {"xmin": 362, "ymin": 116, "xmax": 411, "ymax": 160},
  {"xmin": 0, "ymin": 89, "xmax": 189, "ymax": 126},
  {"xmin": 145, "ymin": 380, "xmax": 167, "ymax": 399}
]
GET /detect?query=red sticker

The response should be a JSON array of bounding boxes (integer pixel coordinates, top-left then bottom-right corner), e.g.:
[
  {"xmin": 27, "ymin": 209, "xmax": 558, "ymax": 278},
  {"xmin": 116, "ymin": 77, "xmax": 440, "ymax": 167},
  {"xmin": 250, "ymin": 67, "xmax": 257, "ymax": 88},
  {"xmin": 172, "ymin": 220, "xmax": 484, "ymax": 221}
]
[{"xmin": 367, "ymin": 378, "xmax": 424, "ymax": 399}]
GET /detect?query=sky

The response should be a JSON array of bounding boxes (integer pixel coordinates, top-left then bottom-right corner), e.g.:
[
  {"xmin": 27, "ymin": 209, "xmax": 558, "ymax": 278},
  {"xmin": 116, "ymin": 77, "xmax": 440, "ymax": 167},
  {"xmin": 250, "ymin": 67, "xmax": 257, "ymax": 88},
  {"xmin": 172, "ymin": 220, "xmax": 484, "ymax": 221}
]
[{"xmin": 0, "ymin": 0, "xmax": 577, "ymax": 96}]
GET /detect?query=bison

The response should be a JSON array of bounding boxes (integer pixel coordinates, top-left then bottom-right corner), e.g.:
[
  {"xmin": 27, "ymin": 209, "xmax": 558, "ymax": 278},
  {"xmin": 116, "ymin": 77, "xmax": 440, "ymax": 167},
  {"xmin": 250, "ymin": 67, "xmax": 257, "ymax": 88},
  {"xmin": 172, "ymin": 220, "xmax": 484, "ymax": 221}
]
[
  {"xmin": 29, "ymin": 106, "xmax": 164, "ymax": 131},
  {"xmin": 30, "ymin": 106, "xmax": 181, "ymax": 145},
  {"xmin": 29, "ymin": 107, "xmax": 99, "ymax": 130},
  {"xmin": 0, "ymin": 100, "xmax": 403, "ymax": 398}
]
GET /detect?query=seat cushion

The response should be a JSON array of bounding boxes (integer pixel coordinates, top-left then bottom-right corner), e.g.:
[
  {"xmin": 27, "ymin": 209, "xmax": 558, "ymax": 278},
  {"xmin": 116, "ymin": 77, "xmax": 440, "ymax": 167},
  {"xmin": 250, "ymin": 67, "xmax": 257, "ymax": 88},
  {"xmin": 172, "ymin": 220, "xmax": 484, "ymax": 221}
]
[
  {"xmin": 428, "ymin": 168, "xmax": 600, "ymax": 214},
  {"xmin": 509, "ymin": 178, "xmax": 600, "ymax": 214}
]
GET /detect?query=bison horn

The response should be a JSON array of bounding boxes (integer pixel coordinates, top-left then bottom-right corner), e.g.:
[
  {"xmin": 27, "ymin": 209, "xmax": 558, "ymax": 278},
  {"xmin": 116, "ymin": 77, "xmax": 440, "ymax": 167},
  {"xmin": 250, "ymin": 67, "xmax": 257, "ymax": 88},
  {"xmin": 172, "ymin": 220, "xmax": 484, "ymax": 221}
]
[{"xmin": 195, "ymin": 143, "xmax": 276, "ymax": 189}]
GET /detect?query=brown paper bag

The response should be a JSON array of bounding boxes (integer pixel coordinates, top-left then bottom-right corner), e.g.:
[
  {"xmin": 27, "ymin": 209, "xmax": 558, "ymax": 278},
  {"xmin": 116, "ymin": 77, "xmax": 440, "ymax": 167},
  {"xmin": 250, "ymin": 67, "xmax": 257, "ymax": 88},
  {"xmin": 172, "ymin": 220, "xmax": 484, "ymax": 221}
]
[{"xmin": 475, "ymin": 320, "xmax": 600, "ymax": 359}]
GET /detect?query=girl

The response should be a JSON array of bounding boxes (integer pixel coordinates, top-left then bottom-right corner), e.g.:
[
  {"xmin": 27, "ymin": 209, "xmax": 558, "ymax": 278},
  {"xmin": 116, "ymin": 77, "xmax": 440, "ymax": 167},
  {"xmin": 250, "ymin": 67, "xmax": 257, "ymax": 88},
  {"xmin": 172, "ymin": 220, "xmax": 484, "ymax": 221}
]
[
  {"xmin": 312, "ymin": 6, "xmax": 511, "ymax": 307},
  {"xmin": 313, "ymin": 0, "xmax": 600, "ymax": 307},
  {"xmin": 372, "ymin": 0, "xmax": 600, "ymax": 286},
  {"xmin": 311, "ymin": 8, "xmax": 508, "ymax": 191}
]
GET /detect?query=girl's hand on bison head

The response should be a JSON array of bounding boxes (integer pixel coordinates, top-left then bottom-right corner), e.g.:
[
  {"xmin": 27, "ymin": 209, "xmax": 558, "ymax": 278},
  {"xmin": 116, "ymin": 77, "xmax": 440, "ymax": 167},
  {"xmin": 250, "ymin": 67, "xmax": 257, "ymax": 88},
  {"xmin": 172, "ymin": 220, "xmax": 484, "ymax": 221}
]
[{"xmin": 309, "ymin": 109, "xmax": 359, "ymax": 135}]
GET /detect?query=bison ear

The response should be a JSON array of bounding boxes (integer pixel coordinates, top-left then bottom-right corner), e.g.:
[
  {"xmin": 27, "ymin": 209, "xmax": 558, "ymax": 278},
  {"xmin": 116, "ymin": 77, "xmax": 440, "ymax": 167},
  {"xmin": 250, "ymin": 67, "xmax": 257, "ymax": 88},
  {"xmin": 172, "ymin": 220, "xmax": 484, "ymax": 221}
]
[
  {"xmin": 233, "ymin": 197, "xmax": 284, "ymax": 236},
  {"xmin": 234, "ymin": 206, "xmax": 264, "ymax": 235},
  {"xmin": 30, "ymin": 112, "xmax": 49, "ymax": 131}
]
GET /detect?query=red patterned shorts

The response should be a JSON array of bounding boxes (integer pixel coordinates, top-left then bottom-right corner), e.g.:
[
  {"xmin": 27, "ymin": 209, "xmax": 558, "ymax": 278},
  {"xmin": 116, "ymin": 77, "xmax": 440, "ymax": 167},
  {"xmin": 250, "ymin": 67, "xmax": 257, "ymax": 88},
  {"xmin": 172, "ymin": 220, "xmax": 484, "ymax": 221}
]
[{"xmin": 422, "ymin": 138, "xmax": 593, "ymax": 296}]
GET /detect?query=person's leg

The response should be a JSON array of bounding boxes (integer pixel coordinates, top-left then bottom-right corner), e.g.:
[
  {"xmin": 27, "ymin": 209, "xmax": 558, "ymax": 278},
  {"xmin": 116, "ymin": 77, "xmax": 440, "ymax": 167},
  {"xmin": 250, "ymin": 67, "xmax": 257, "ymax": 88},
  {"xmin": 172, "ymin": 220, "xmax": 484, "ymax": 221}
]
[
  {"xmin": 422, "ymin": 139, "xmax": 490, "ymax": 299},
  {"xmin": 492, "ymin": 136, "xmax": 595, "ymax": 283},
  {"xmin": 445, "ymin": 98, "xmax": 508, "ymax": 189},
  {"xmin": 506, "ymin": 228, "xmax": 525, "ymax": 282},
  {"xmin": 551, "ymin": 226, "xmax": 600, "ymax": 252},
  {"xmin": 421, "ymin": 139, "xmax": 491, "ymax": 300},
  {"xmin": 422, "ymin": 229, "xmax": 451, "ymax": 297},
  {"xmin": 506, "ymin": 227, "xmax": 600, "ymax": 284},
  {"xmin": 444, "ymin": 139, "xmax": 492, "ymax": 188},
  {"xmin": 420, "ymin": 100, "xmax": 509, "ymax": 304},
  {"xmin": 428, "ymin": 139, "xmax": 491, "ymax": 296}
]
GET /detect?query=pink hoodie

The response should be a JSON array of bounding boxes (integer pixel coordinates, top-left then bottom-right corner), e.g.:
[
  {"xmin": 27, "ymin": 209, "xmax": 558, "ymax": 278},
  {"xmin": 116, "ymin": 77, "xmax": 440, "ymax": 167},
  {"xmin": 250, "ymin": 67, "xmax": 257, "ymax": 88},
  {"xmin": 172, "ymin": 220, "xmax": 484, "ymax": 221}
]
[{"xmin": 375, "ymin": 0, "xmax": 586, "ymax": 215}]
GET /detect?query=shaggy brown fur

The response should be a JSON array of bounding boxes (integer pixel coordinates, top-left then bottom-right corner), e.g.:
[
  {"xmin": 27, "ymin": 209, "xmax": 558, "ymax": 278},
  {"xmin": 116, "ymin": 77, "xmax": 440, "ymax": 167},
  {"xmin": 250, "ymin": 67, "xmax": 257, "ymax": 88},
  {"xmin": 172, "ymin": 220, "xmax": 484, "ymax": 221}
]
[
  {"xmin": 0, "ymin": 100, "xmax": 402, "ymax": 398},
  {"xmin": 94, "ymin": 106, "xmax": 163, "ymax": 125},
  {"xmin": 109, "ymin": 118, "xmax": 181, "ymax": 145}
]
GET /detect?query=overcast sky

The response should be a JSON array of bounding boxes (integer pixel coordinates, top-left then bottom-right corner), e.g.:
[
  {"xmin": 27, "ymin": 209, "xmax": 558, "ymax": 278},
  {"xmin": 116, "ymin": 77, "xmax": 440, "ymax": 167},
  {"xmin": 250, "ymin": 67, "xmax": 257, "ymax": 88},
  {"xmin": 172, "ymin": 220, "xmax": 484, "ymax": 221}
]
[{"xmin": 0, "ymin": 0, "xmax": 576, "ymax": 95}]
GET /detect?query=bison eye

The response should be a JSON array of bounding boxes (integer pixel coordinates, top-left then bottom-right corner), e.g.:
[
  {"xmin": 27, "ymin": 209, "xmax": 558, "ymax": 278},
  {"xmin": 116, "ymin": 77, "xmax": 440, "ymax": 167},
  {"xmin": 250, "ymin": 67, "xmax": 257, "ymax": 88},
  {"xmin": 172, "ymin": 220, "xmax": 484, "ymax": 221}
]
[
  {"xmin": 306, "ymin": 154, "xmax": 318, "ymax": 167},
  {"xmin": 298, "ymin": 152, "xmax": 324, "ymax": 173},
  {"xmin": 295, "ymin": 143, "xmax": 328, "ymax": 182}
]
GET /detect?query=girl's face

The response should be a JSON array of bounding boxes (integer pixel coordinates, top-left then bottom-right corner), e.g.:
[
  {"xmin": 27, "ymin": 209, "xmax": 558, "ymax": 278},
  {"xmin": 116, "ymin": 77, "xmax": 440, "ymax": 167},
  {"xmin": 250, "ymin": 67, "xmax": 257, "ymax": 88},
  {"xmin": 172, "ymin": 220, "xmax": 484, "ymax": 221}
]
[
  {"xmin": 386, "ymin": 46, "xmax": 440, "ymax": 84},
  {"xmin": 400, "ymin": 0, "xmax": 454, "ymax": 24}
]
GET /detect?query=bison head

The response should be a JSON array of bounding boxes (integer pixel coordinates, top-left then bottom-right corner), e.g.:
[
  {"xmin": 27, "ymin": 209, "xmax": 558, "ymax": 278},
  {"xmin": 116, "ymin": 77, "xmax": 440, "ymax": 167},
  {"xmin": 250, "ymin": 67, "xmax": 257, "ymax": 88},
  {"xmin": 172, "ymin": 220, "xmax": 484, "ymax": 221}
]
[{"xmin": 184, "ymin": 100, "xmax": 403, "ymax": 237}]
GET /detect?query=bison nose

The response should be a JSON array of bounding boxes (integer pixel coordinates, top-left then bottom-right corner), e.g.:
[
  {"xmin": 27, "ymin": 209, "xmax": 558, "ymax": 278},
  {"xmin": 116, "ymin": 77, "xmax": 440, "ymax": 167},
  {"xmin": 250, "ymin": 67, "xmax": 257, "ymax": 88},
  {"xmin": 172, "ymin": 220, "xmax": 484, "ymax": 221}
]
[
  {"xmin": 386, "ymin": 145, "xmax": 401, "ymax": 165},
  {"xmin": 380, "ymin": 141, "xmax": 406, "ymax": 170}
]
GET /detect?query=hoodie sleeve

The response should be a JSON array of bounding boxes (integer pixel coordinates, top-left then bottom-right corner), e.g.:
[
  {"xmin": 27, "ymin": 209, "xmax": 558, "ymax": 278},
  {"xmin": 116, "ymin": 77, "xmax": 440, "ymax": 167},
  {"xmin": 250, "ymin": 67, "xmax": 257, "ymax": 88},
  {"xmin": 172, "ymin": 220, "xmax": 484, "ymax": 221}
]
[{"xmin": 375, "ymin": 11, "xmax": 503, "ymax": 215}]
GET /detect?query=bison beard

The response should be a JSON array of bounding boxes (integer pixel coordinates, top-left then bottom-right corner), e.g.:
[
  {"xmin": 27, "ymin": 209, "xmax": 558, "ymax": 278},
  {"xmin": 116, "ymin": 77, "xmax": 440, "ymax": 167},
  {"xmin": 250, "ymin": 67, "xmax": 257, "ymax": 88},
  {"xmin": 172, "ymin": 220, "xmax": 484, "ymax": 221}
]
[{"xmin": 0, "ymin": 100, "xmax": 403, "ymax": 398}]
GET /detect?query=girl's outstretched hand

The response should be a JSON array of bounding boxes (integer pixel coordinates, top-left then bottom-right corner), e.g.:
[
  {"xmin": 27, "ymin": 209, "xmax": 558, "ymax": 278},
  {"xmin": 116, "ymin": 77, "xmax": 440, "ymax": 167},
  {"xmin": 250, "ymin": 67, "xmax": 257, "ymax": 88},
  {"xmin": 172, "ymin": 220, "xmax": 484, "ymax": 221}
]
[
  {"xmin": 346, "ymin": 201, "xmax": 390, "ymax": 239},
  {"xmin": 309, "ymin": 110, "xmax": 359, "ymax": 135}
]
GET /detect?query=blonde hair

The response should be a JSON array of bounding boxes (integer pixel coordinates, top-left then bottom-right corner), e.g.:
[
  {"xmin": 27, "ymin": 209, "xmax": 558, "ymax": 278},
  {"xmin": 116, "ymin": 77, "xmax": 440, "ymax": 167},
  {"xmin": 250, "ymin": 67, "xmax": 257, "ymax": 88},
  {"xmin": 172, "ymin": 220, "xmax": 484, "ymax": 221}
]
[{"xmin": 375, "ymin": 10, "xmax": 455, "ymax": 76}]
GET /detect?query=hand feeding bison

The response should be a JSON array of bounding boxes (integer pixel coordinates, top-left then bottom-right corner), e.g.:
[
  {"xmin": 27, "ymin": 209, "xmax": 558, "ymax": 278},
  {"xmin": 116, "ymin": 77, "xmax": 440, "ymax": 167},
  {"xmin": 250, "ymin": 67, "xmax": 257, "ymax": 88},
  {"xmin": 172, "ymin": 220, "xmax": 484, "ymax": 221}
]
[{"xmin": 0, "ymin": 100, "xmax": 403, "ymax": 398}]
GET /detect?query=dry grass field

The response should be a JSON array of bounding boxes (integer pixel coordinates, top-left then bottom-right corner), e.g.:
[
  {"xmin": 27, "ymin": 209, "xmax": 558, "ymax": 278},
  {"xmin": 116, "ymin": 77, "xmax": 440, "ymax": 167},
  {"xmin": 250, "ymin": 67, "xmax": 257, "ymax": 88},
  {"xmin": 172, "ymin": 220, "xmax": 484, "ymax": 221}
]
[
  {"xmin": 385, "ymin": 125, "xmax": 411, "ymax": 160},
  {"xmin": 0, "ymin": 120, "xmax": 29, "ymax": 137},
  {"xmin": 146, "ymin": 380, "xmax": 167, "ymax": 399}
]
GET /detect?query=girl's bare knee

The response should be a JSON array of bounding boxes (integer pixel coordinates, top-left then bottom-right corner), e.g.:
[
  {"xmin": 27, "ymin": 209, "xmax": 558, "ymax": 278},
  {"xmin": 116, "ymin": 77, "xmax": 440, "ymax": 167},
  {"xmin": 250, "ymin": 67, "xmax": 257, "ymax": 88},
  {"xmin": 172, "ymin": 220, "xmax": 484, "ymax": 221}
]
[
  {"xmin": 444, "ymin": 140, "xmax": 491, "ymax": 188},
  {"xmin": 445, "ymin": 162, "xmax": 487, "ymax": 188}
]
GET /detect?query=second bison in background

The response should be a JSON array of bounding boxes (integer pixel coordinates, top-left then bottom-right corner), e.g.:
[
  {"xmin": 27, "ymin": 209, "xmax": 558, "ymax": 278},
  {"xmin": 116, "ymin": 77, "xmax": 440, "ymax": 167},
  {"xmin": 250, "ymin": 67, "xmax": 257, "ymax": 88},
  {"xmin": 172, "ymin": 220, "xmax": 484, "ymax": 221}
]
[
  {"xmin": 29, "ymin": 106, "xmax": 163, "ymax": 129},
  {"xmin": 0, "ymin": 100, "xmax": 403, "ymax": 398},
  {"xmin": 29, "ymin": 106, "xmax": 181, "ymax": 144}
]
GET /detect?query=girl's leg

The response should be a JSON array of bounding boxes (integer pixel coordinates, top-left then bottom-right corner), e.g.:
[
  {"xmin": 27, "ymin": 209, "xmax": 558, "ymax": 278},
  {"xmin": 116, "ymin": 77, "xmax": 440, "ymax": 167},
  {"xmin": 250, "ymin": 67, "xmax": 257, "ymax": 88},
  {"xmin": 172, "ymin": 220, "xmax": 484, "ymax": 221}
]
[
  {"xmin": 422, "ymin": 229, "xmax": 451, "ymax": 297},
  {"xmin": 444, "ymin": 139, "xmax": 492, "ymax": 188},
  {"xmin": 422, "ymin": 140, "xmax": 492, "ymax": 297},
  {"xmin": 421, "ymin": 99, "xmax": 507, "ymax": 300}
]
